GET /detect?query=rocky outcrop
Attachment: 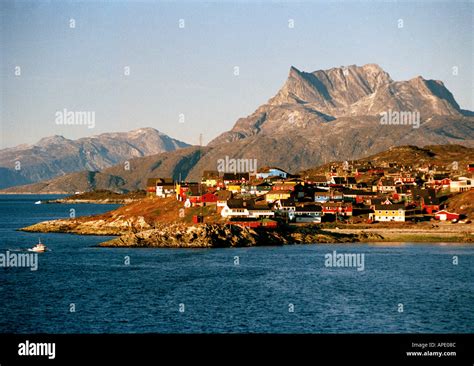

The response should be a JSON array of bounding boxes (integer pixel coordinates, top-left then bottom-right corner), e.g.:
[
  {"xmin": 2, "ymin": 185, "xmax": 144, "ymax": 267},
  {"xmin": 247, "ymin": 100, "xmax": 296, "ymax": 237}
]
[
  {"xmin": 99, "ymin": 223, "xmax": 371, "ymax": 248},
  {"xmin": 99, "ymin": 224, "xmax": 289, "ymax": 248},
  {"xmin": 20, "ymin": 213, "xmax": 370, "ymax": 247},
  {"xmin": 21, "ymin": 215, "xmax": 153, "ymax": 236}
]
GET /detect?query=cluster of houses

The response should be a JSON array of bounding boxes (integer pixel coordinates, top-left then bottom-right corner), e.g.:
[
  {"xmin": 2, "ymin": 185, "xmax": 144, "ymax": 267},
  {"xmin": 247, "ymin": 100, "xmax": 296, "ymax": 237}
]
[{"xmin": 146, "ymin": 161, "xmax": 473, "ymax": 228}]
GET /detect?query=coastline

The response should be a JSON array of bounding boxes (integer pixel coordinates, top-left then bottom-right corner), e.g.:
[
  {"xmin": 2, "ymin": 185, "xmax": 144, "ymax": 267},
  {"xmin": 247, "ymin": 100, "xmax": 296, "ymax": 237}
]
[
  {"xmin": 16, "ymin": 195, "xmax": 474, "ymax": 247},
  {"xmin": 20, "ymin": 217, "xmax": 473, "ymax": 247}
]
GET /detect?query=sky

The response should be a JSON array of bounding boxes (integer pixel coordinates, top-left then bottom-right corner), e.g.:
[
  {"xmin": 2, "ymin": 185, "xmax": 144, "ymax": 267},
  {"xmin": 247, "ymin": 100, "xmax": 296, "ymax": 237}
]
[{"xmin": 0, "ymin": 0, "xmax": 472, "ymax": 149}]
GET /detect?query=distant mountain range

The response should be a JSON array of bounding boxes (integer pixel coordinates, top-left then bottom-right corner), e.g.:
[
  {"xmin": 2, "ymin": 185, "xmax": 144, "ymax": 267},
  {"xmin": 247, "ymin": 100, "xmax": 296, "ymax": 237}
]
[
  {"xmin": 1, "ymin": 63, "xmax": 473, "ymax": 193},
  {"xmin": 0, "ymin": 128, "xmax": 190, "ymax": 189}
]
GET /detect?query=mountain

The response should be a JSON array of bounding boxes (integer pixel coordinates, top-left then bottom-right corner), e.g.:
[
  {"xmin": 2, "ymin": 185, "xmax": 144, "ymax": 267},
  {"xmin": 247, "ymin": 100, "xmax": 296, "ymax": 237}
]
[
  {"xmin": 2, "ymin": 63, "xmax": 473, "ymax": 193},
  {"xmin": 208, "ymin": 64, "xmax": 466, "ymax": 146},
  {"xmin": 0, "ymin": 146, "xmax": 207, "ymax": 193},
  {"xmin": 188, "ymin": 64, "xmax": 473, "ymax": 178},
  {"xmin": 0, "ymin": 128, "xmax": 190, "ymax": 189}
]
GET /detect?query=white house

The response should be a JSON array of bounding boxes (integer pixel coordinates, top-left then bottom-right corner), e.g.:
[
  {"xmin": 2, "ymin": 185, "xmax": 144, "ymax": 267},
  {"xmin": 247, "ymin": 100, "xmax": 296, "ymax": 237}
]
[{"xmin": 450, "ymin": 178, "xmax": 473, "ymax": 193}]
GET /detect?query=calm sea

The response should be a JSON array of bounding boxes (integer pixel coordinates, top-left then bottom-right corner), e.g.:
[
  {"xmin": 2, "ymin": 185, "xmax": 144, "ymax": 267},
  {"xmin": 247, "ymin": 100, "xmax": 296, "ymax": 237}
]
[{"xmin": 0, "ymin": 195, "xmax": 473, "ymax": 333}]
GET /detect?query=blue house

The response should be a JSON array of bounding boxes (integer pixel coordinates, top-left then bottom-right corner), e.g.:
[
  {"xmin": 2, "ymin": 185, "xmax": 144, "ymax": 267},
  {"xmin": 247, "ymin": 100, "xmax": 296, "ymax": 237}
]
[
  {"xmin": 256, "ymin": 167, "xmax": 289, "ymax": 180},
  {"xmin": 314, "ymin": 191, "xmax": 331, "ymax": 203}
]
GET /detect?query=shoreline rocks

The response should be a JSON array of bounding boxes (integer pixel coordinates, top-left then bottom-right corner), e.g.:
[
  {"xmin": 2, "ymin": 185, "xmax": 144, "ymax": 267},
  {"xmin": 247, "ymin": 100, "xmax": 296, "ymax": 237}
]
[
  {"xmin": 20, "ymin": 215, "xmax": 153, "ymax": 236},
  {"xmin": 20, "ymin": 216, "xmax": 370, "ymax": 247}
]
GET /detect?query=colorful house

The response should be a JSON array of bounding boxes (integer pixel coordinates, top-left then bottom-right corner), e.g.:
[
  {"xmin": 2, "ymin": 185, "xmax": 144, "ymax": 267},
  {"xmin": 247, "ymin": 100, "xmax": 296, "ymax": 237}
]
[
  {"xmin": 375, "ymin": 178, "xmax": 397, "ymax": 193},
  {"xmin": 450, "ymin": 178, "xmax": 473, "ymax": 193},
  {"xmin": 223, "ymin": 173, "xmax": 249, "ymax": 185},
  {"xmin": 226, "ymin": 184, "xmax": 242, "ymax": 193},
  {"xmin": 256, "ymin": 167, "xmax": 289, "ymax": 180},
  {"xmin": 290, "ymin": 205, "xmax": 323, "ymax": 223},
  {"xmin": 421, "ymin": 196, "xmax": 441, "ymax": 214},
  {"xmin": 248, "ymin": 182, "xmax": 273, "ymax": 195},
  {"xmin": 372, "ymin": 204, "xmax": 406, "ymax": 222},
  {"xmin": 434, "ymin": 210, "xmax": 460, "ymax": 221},
  {"xmin": 147, "ymin": 178, "xmax": 175, "ymax": 197},
  {"xmin": 314, "ymin": 191, "xmax": 331, "ymax": 203},
  {"xmin": 322, "ymin": 202, "xmax": 353, "ymax": 216},
  {"xmin": 227, "ymin": 217, "xmax": 278, "ymax": 228},
  {"xmin": 265, "ymin": 190, "xmax": 292, "ymax": 203},
  {"xmin": 201, "ymin": 170, "xmax": 220, "ymax": 187},
  {"xmin": 220, "ymin": 199, "xmax": 274, "ymax": 219}
]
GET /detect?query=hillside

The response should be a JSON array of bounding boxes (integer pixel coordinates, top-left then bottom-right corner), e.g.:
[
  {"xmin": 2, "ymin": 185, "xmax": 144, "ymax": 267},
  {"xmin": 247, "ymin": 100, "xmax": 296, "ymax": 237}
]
[
  {"xmin": 300, "ymin": 145, "xmax": 474, "ymax": 177},
  {"xmin": 445, "ymin": 190, "xmax": 474, "ymax": 219}
]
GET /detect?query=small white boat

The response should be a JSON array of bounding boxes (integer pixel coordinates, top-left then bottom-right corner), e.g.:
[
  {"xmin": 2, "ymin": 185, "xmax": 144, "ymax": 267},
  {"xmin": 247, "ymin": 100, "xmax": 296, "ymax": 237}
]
[
  {"xmin": 29, "ymin": 239, "xmax": 47, "ymax": 253},
  {"xmin": 34, "ymin": 200, "xmax": 42, "ymax": 205}
]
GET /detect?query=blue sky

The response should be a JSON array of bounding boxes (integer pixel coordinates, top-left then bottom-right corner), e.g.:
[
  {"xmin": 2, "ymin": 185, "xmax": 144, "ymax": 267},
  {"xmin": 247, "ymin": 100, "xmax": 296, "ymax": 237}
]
[{"xmin": 1, "ymin": 0, "xmax": 472, "ymax": 148}]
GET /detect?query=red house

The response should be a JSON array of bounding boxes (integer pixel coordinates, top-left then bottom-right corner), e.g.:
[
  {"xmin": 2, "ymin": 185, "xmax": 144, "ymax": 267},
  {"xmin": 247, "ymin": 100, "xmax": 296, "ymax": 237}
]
[
  {"xmin": 201, "ymin": 192, "xmax": 217, "ymax": 204},
  {"xmin": 227, "ymin": 218, "xmax": 278, "ymax": 228},
  {"xmin": 434, "ymin": 210, "xmax": 460, "ymax": 221},
  {"xmin": 421, "ymin": 196, "xmax": 441, "ymax": 214},
  {"xmin": 322, "ymin": 202, "xmax": 353, "ymax": 216}
]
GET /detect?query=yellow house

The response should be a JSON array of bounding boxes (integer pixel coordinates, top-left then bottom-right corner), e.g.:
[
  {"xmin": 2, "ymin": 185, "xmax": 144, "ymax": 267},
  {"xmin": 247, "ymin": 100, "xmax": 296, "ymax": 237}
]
[
  {"xmin": 226, "ymin": 184, "xmax": 242, "ymax": 193},
  {"xmin": 202, "ymin": 170, "xmax": 220, "ymax": 187},
  {"xmin": 372, "ymin": 204, "xmax": 406, "ymax": 222},
  {"xmin": 283, "ymin": 179, "xmax": 304, "ymax": 187},
  {"xmin": 265, "ymin": 190, "xmax": 292, "ymax": 203},
  {"xmin": 203, "ymin": 178, "xmax": 219, "ymax": 187}
]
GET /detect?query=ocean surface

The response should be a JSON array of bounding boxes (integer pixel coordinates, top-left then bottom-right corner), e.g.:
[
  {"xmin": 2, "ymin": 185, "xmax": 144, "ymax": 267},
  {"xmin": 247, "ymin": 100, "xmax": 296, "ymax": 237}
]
[{"xmin": 0, "ymin": 194, "xmax": 473, "ymax": 333}]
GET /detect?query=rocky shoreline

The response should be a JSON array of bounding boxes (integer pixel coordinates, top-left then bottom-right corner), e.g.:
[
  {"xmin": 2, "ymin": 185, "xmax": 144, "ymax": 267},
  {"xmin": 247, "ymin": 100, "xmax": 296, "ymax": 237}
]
[
  {"xmin": 46, "ymin": 198, "xmax": 139, "ymax": 205},
  {"xmin": 20, "ymin": 200, "xmax": 473, "ymax": 247},
  {"xmin": 98, "ymin": 224, "xmax": 384, "ymax": 248},
  {"xmin": 20, "ymin": 217, "xmax": 383, "ymax": 247}
]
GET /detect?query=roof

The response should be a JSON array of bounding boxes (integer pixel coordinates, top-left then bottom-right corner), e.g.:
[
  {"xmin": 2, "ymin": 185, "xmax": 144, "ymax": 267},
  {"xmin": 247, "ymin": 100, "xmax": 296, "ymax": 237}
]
[
  {"xmin": 257, "ymin": 166, "xmax": 288, "ymax": 174},
  {"xmin": 380, "ymin": 178, "xmax": 396, "ymax": 186},
  {"xmin": 147, "ymin": 177, "xmax": 173, "ymax": 186},
  {"xmin": 202, "ymin": 170, "xmax": 220, "ymax": 179},
  {"xmin": 423, "ymin": 196, "xmax": 440, "ymax": 205},
  {"xmin": 249, "ymin": 203, "xmax": 272, "ymax": 211},
  {"xmin": 215, "ymin": 190, "xmax": 232, "ymax": 200},
  {"xmin": 434, "ymin": 210, "xmax": 459, "ymax": 216},
  {"xmin": 267, "ymin": 190, "xmax": 293, "ymax": 195},
  {"xmin": 332, "ymin": 177, "xmax": 346, "ymax": 184},
  {"xmin": 342, "ymin": 189, "xmax": 377, "ymax": 196},
  {"xmin": 295, "ymin": 205, "xmax": 322, "ymax": 212},
  {"xmin": 433, "ymin": 173, "xmax": 450, "ymax": 180},
  {"xmin": 254, "ymin": 182, "xmax": 273, "ymax": 188},
  {"xmin": 374, "ymin": 204, "xmax": 405, "ymax": 210},
  {"xmin": 314, "ymin": 191, "xmax": 331, "ymax": 196},
  {"xmin": 307, "ymin": 175, "xmax": 327, "ymax": 182},
  {"xmin": 223, "ymin": 173, "xmax": 249, "ymax": 181},
  {"xmin": 226, "ymin": 199, "xmax": 255, "ymax": 209},
  {"xmin": 186, "ymin": 185, "xmax": 202, "ymax": 196},
  {"xmin": 324, "ymin": 202, "xmax": 352, "ymax": 208},
  {"xmin": 279, "ymin": 198, "xmax": 296, "ymax": 206}
]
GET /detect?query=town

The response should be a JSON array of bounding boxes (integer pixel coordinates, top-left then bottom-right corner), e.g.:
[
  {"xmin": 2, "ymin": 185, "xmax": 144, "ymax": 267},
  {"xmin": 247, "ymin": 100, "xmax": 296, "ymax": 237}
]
[{"xmin": 146, "ymin": 160, "xmax": 474, "ymax": 229}]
